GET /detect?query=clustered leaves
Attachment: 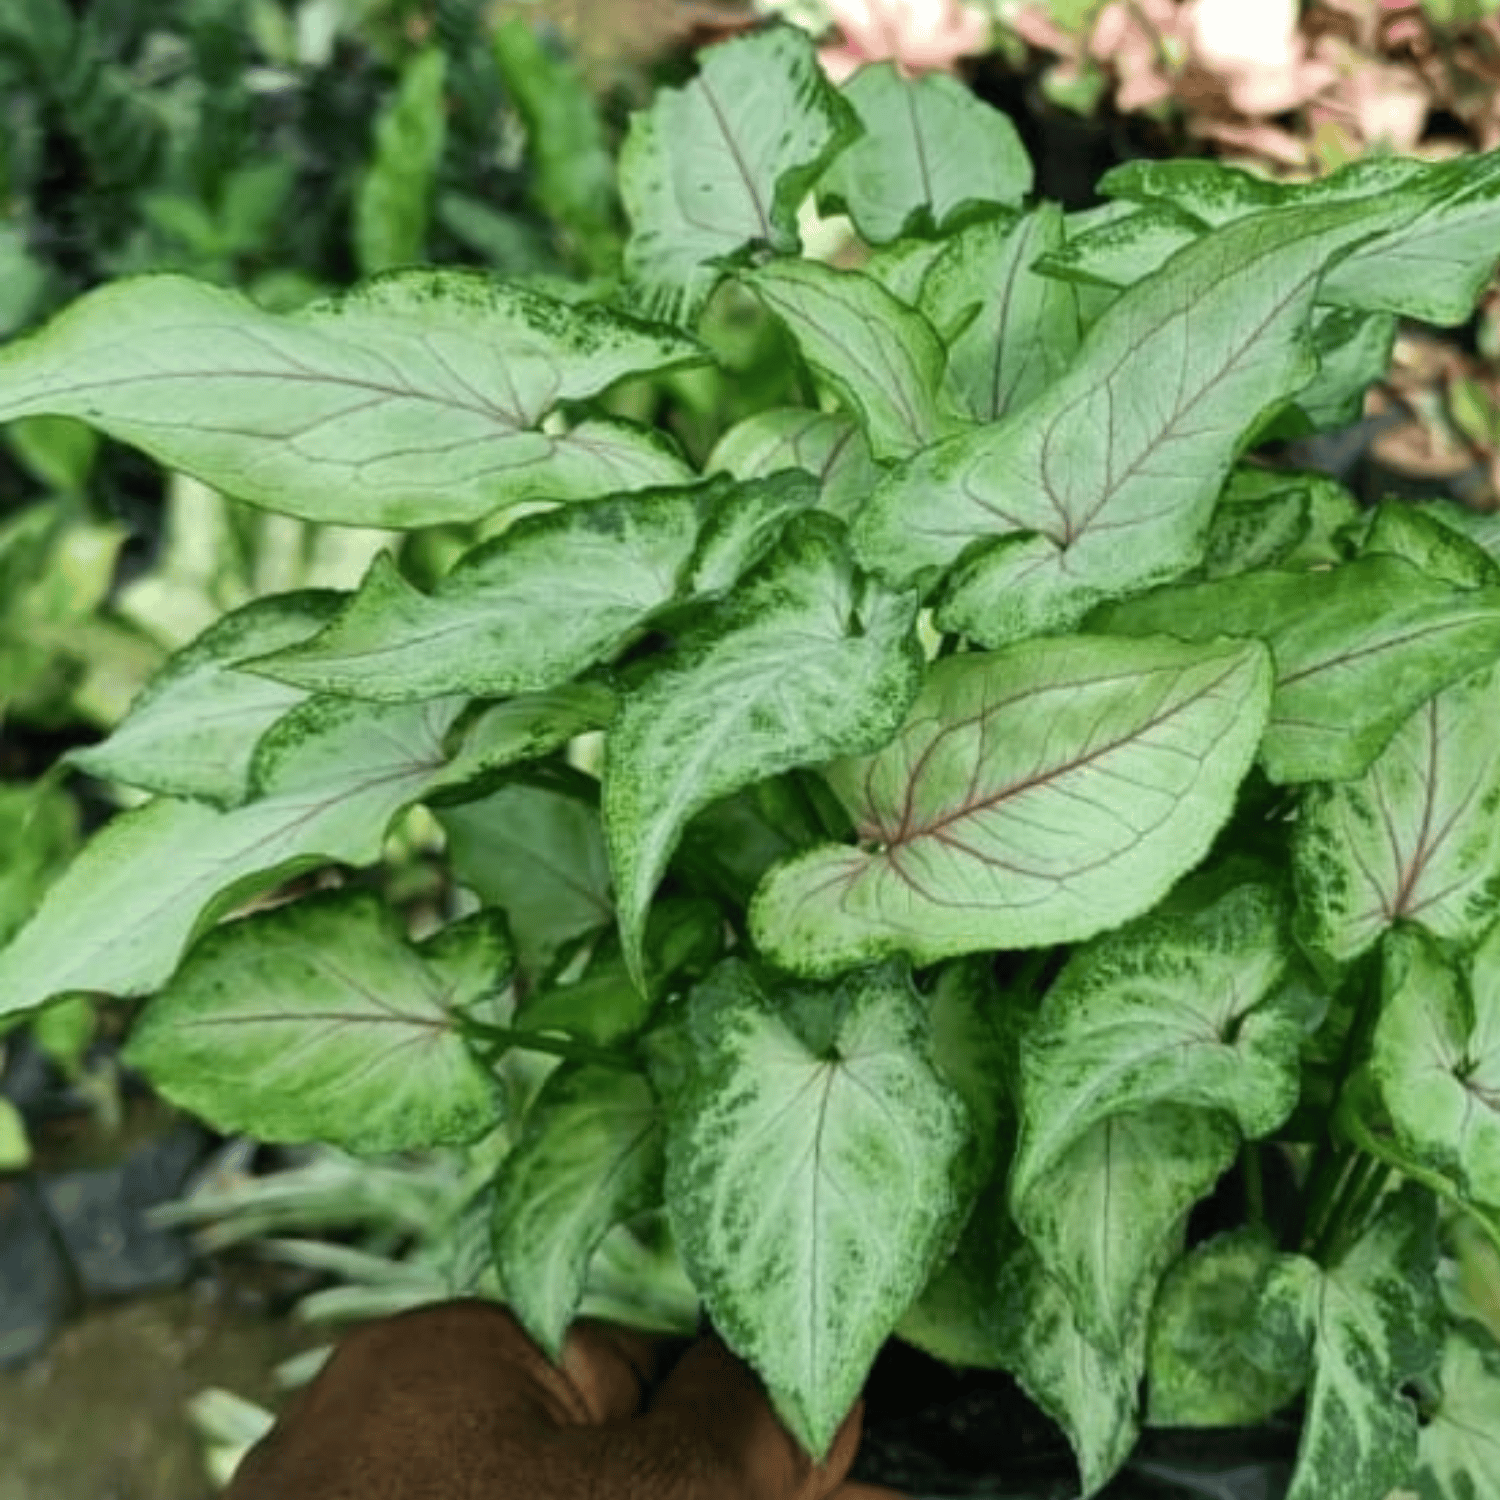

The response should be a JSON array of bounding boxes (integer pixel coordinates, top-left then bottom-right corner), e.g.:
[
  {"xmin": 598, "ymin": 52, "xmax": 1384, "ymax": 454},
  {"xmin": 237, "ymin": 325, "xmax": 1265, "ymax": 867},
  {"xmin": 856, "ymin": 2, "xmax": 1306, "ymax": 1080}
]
[{"xmin": 3, "ymin": 21, "xmax": 1500, "ymax": 1498}]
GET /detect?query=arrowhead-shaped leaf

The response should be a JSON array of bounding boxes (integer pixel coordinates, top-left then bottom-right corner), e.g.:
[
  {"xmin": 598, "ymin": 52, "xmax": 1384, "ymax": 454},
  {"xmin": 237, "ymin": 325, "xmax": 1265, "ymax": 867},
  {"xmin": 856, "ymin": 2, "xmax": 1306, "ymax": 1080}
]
[
  {"xmin": 619, "ymin": 27, "xmax": 858, "ymax": 324},
  {"xmin": 816, "ymin": 63, "xmax": 1030, "ymax": 244},
  {"xmin": 853, "ymin": 198, "xmax": 1411, "ymax": 644},
  {"xmin": 1254, "ymin": 1186, "xmax": 1441, "ymax": 1500},
  {"xmin": 1295, "ymin": 664, "xmax": 1500, "ymax": 968},
  {"xmin": 741, "ymin": 260, "xmax": 957, "ymax": 460},
  {"xmin": 0, "ymin": 272, "xmax": 698, "ymax": 527},
  {"xmin": 493, "ymin": 1064, "xmax": 664, "ymax": 1358},
  {"xmin": 604, "ymin": 514, "xmax": 921, "ymax": 984},
  {"xmin": 662, "ymin": 960, "xmax": 970, "ymax": 1458},
  {"xmin": 1094, "ymin": 556, "xmax": 1500, "ymax": 783},
  {"xmin": 1415, "ymin": 1321, "xmax": 1500, "ymax": 1500},
  {"xmin": 123, "ymin": 891, "xmax": 507, "ymax": 1154},
  {"xmin": 751, "ymin": 633, "xmax": 1270, "ymax": 976}
]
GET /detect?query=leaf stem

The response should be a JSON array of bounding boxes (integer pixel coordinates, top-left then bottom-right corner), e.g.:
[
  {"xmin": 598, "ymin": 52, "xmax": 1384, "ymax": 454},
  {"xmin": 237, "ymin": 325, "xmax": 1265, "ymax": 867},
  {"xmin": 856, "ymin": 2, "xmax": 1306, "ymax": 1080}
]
[
  {"xmin": 1308, "ymin": 1150, "xmax": 1379, "ymax": 1264},
  {"xmin": 458, "ymin": 1017, "xmax": 636, "ymax": 1073}
]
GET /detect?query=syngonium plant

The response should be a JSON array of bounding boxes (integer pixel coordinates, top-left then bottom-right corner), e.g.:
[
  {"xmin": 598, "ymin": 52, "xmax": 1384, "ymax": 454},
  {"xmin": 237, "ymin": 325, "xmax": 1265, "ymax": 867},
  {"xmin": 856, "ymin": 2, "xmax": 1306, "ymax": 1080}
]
[{"xmin": 3, "ymin": 22, "xmax": 1500, "ymax": 1498}]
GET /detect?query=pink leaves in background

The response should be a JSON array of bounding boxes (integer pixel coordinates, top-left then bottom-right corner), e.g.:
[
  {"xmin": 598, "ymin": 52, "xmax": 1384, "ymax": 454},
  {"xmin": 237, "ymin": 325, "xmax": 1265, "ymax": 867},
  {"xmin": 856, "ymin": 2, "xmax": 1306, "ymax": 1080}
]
[{"xmin": 816, "ymin": 0, "xmax": 992, "ymax": 81}]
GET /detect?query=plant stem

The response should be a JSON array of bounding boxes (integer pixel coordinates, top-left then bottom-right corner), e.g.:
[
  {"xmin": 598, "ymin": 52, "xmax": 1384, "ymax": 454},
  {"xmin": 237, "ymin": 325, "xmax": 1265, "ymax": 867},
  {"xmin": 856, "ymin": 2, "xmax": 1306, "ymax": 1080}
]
[
  {"xmin": 1300, "ymin": 1143, "xmax": 1355, "ymax": 1256},
  {"xmin": 459, "ymin": 1018, "xmax": 636, "ymax": 1073}
]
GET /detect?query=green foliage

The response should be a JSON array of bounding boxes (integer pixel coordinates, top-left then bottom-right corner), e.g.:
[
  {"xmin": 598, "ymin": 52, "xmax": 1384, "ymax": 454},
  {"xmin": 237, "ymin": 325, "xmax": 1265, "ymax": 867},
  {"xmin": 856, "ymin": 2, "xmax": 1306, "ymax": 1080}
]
[{"xmin": 5, "ymin": 20, "xmax": 1500, "ymax": 1495}]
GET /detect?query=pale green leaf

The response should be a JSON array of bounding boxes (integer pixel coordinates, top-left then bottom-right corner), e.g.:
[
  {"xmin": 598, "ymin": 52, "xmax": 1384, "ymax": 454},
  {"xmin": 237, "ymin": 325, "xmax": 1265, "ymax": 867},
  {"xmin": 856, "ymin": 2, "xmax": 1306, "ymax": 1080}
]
[
  {"xmin": 619, "ymin": 27, "xmax": 858, "ymax": 324},
  {"xmin": 1034, "ymin": 198, "xmax": 1204, "ymax": 291},
  {"xmin": 123, "ymin": 892, "xmax": 507, "ymax": 1154},
  {"xmin": 859, "ymin": 238, "xmax": 948, "ymax": 306},
  {"xmin": 663, "ymin": 960, "xmax": 970, "ymax": 1458},
  {"xmin": 1295, "ymin": 664, "xmax": 1500, "ymax": 968},
  {"xmin": 741, "ymin": 260, "xmax": 956, "ymax": 460},
  {"xmin": 816, "ymin": 63, "xmax": 1030, "ymax": 244},
  {"xmin": 1415, "ymin": 1321, "xmax": 1500, "ymax": 1500},
  {"xmin": 0, "ymin": 273, "xmax": 699, "ymax": 527},
  {"xmin": 70, "ymin": 592, "xmax": 338, "ymax": 805},
  {"xmin": 493, "ymin": 1065, "xmax": 663, "ymax": 1358},
  {"xmin": 1276, "ymin": 307, "xmax": 1396, "ymax": 435},
  {"xmin": 1094, "ymin": 555, "xmax": 1500, "ymax": 783},
  {"xmin": 751, "ymin": 634, "xmax": 1270, "ymax": 977},
  {"xmin": 706, "ymin": 408, "xmax": 881, "ymax": 523},
  {"xmin": 855, "ymin": 198, "xmax": 1410, "ymax": 644},
  {"xmin": 604, "ymin": 514, "xmax": 921, "ymax": 984}
]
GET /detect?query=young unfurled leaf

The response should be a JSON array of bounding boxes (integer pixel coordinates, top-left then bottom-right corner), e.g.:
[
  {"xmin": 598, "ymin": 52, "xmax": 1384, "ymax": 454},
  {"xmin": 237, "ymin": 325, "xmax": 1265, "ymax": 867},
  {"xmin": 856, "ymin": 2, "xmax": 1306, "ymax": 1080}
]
[
  {"xmin": 493, "ymin": 1065, "xmax": 664, "ymax": 1358},
  {"xmin": 853, "ymin": 197, "xmax": 1412, "ymax": 644},
  {"xmin": 604, "ymin": 514, "xmax": 921, "ymax": 985},
  {"xmin": 0, "ymin": 273, "xmax": 699, "ymax": 528},
  {"xmin": 1373, "ymin": 929, "xmax": 1500, "ymax": 1212},
  {"xmin": 1253, "ymin": 1186, "xmax": 1442, "ymax": 1500},
  {"xmin": 70, "ymin": 592, "xmax": 339, "ymax": 805},
  {"xmin": 741, "ymin": 260, "xmax": 956, "ymax": 460},
  {"xmin": 618, "ymin": 27, "xmax": 858, "ymax": 324},
  {"xmin": 1415, "ymin": 1321, "xmax": 1500, "ymax": 1500},
  {"xmin": 816, "ymin": 63, "xmax": 1030, "ymax": 245},
  {"xmin": 1094, "ymin": 556, "xmax": 1500, "ymax": 783},
  {"xmin": 1295, "ymin": 664, "xmax": 1500, "ymax": 968},
  {"xmin": 661, "ymin": 960, "xmax": 970, "ymax": 1459},
  {"xmin": 751, "ymin": 634, "xmax": 1270, "ymax": 977},
  {"xmin": 123, "ymin": 892, "xmax": 508, "ymax": 1154}
]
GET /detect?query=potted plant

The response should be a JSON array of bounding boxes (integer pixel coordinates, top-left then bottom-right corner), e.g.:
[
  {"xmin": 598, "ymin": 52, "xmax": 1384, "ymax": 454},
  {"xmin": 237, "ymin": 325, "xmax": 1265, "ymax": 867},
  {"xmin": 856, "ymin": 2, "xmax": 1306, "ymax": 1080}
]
[{"xmin": 2, "ymin": 23, "xmax": 1498, "ymax": 1497}]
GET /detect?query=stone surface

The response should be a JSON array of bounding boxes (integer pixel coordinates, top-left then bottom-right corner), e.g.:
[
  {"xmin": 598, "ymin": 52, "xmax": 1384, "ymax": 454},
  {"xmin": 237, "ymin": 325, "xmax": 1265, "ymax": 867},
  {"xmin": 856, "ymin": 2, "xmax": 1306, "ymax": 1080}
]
[{"xmin": 0, "ymin": 1177, "xmax": 74, "ymax": 1369}]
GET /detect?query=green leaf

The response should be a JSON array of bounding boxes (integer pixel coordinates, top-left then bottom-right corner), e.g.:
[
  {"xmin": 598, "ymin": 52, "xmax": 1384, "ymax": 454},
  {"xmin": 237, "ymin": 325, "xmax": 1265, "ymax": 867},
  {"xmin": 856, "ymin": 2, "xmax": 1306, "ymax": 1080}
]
[
  {"xmin": 5, "ymin": 414, "xmax": 98, "ymax": 494},
  {"xmin": 1147, "ymin": 1228, "xmax": 1309, "ymax": 1427},
  {"xmin": 706, "ymin": 408, "xmax": 881, "ymax": 523},
  {"xmin": 604, "ymin": 514, "xmax": 921, "ymax": 984},
  {"xmin": 438, "ymin": 783, "xmax": 613, "ymax": 982},
  {"xmin": 0, "ymin": 273, "xmax": 699, "ymax": 527},
  {"xmin": 1272, "ymin": 307, "xmax": 1396, "ymax": 436},
  {"xmin": 1294, "ymin": 663, "xmax": 1500, "ymax": 969},
  {"xmin": 1094, "ymin": 556, "xmax": 1500, "ymax": 783},
  {"xmin": 741, "ymin": 260, "xmax": 956, "ymax": 460},
  {"xmin": 619, "ymin": 26, "xmax": 858, "ymax": 324},
  {"xmin": 70, "ymin": 592, "xmax": 338, "ymax": 805},
  {"xmin": 123, "ymin": 892, "xmax": 507, "ymax": 1155},
  {"xmin": 816, "ymin": 63, "xmax": 1030, "ymax": 244},
  {"xmin": 920, "ymin": 207, "xmax": 1080, "ymax": 423},
  {"xmin": 1415, "ymin": 1321, "xmax": 1500, "ymax": 1500},
  {"xmin": 0, "ymin": 780, "xmax": 78, "ymax": 948},
  {"xmin": 1373, "ymin": 929, "xmax": 1500, "ymax": 1210},
  {"xmin": 859, "ymin": 237, "xmax": 949, "ymax": 306},
  {"xmin": 1362, "ymin": 500, "xmax": 1500, "ymax": 590},
  {"xmin": 0, "ymin": 1096, "xmax": 29, "ymax": 1171},
  {"xmin": 1034, "ymin": 198, "xmax": 1205, "ymax": 291},
  {"xmin": 1254, "ymin": 1186, "xmax": 1441, "ymax": 1500},
  {"xmin": 854, "ymin": 198, "xmax": 1410, "ymax": 644},
  {"xmin": 493, "ymin": 1064, "xmax": 664, "ymax": 1358},
  {"xmin": 662, "ymin": 960, "xmax": 970, "ymax": 1458},
  {"xmin": 1201, "ymin": 466, "xmax": 1357, "ymax": 579},
  {"xmin": 751, "ymin": 633, "xmax": 1270, "ymax": 977},
  {"xmin": 354, "ymin": 47, "xmax": 446, "ymax": 275}
]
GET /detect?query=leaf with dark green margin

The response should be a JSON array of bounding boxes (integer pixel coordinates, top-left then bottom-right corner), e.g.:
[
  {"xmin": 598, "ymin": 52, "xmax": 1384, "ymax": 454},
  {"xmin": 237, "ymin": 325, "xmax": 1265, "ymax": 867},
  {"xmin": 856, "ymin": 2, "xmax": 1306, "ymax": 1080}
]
[
  {"xmin": 741, "ymin": 261, "xmax": 957, "ymax": 460},
  {"xmin": 1272, "ymin": 307, "xmax": 1396, "ymax": 436},
  {"xmin": 1415, "ymin": 1320, "xmax": 1500, "ymax": 1500},
  {"xmin": 1034, "ymin": 199, "xmax": 1205, "ymax": 291},
  {"xmin": 751, "ymin": 633, "xmax": 1270, "ymax": 978},
  {"xmin": 1295, "ymin": 664, "xmax": 1500, "ymax": 969},
  {"xmin": 1147, "ymin": 1228, "xmax": 1308, "ymax": 1427},
  {"xmin": 1373, "ymin": 929, "xmax": 1500, "ymax": 1210},
  {"xmin": 1422, "ymin": 499, "xmax": 1500, "ymax": 566},
  {"xmin": 661, "ymin": 959, "xmax": 970, "ymax": 1458},
  {"xmin": 854, "ymin": 197, "xmax": 1411, "ymax": 644},
  {"xmin": 438, "ymin": 783, "xmax": 613, "ymax": 982},
  {"xmin": 920, "ymin": 207, "xmax": 1079, "ymax": 423},
  {"xmin": 123, "ymin": 891, "xmax": 507, "ymax": 1154},
  {"xmin": 0, "ymin": 781, "xmax": 77, "ymax": 948},
  {"xmin": 0, "ymin": 273, "xmax": 699, "ymax": 528},
  {"xmin": 354, "ymin": 48, "xmax": 446, "ymax": 275},
  {"xmin": 1362, "ymin": 500, "xmax": 1500, "ymax": 590},
  {"xmin": 687, "ymin": 471, "xmax": 820, "ymax": 594},
  {"xmin": 1201, "ymin": 466, "xmax": 1358, "ymax": 579},
  {"xmin": 618, "ymin": 27, "xmax": 859, "ymax": 324},
  {"xmin": 816, "ymin": 63, "xmax": 1030, "ymax": 244},
  {"xmin": 1093, "ymin": 555, "xmax": 1500, "ymax": 783},
  {"xmin": 493, "ymin": 1065, "xmax": 663, "ymax": 1358},
  {"xmin": 70, "ymin": 592, "xmax": 338, "ymax": 805},
  {"xmin": 860, "ymin": 238, "xmax": 949, "ymax": 307},
  {"xmin": 1252, "ymin": 1185, "xmax": 1441, "ymax": 1500},
  {"xmin": 604, "ymin": 514, "xmax": 921, "ymax": 985},
  {"xmin": 706, "ymin": 409, "xmax": 881, "ymax": 523}
]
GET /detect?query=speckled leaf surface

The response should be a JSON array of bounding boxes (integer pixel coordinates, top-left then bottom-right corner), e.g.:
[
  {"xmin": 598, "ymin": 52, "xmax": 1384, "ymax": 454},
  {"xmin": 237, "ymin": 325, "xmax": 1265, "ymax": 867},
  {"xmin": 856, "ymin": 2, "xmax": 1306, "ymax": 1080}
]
[
  {"xmin": 750, "ymin": 634, "xmax": 1270, "ymax": 977},
  {"xmin": 70, "ymin": 591, "xmax": 339, "ymax": 805},
  {"xmin": 1374, "ymin": 929, "xmax": 1500, "ymax": 1211},
  {"xmin": 1253, "ymin": 1186, "xmax": 1442, "ymax": 1500},
  {"xmin": 604, "ymin": 515, "xmax": 920, "ymax": 983},
  {"xmin": 1415, "ymin": 1322, "xmax": 1500, "ymax": 1500},
  {"xmin": 0, "ymin": 272, "xmax": 698, "ymax": 527},
  {"xmin": 123, "ymin": 891, "xmax": 507, "ymax": 1153},
  {"xmin": 1094, "ymin": 556, "xmax": 1500, "ymax": 783},
  {"xmin": 816, "ymin": 64, "xmax": 1030, "ymax": 244},
  {"xmin": 619, "ymin": 27, "xmax": 857, "ymax": 324},
  {"xmin": 662, "ymin": 960, "xmax": 969, "ymax": 1458},
  {"xmin": 493, "ymin": 1065, "xmax": 664, "ymax": 1358},
  {"xmin": 1295, "ymin": 664, "xmax": 1500, "ymax": 968},
  {"xmin": 853, "ymin": 198, "xmax": 1410, "ymax": 644}
]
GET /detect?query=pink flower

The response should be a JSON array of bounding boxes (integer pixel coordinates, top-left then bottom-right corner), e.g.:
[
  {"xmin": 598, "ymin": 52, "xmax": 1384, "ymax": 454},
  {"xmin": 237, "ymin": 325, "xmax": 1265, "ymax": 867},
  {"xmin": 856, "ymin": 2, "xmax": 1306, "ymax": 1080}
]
[{"xmin": 818, "ymin": 0, "xmax": 992, "ymax": 80}]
